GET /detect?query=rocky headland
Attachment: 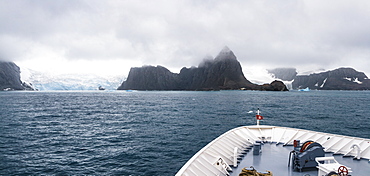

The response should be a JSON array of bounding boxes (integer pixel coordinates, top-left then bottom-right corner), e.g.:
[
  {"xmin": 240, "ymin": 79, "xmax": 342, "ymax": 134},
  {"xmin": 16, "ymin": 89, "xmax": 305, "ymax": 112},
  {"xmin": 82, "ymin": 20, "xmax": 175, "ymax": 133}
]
[
  {"xmin": 0, "ymin": 61, "xmax": 34, "ymax": 91},
  {"xmin": 118, "ymin": 47, "xmax": 288, "ymax": 91}
]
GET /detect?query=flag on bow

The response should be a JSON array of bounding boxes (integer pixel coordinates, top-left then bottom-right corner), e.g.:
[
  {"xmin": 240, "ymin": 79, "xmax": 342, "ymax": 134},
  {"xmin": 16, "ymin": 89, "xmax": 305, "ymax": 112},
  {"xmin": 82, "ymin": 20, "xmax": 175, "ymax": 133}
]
[{"xmin": 256, "ymin": 114, "xmax": 263, "ymax": 120}]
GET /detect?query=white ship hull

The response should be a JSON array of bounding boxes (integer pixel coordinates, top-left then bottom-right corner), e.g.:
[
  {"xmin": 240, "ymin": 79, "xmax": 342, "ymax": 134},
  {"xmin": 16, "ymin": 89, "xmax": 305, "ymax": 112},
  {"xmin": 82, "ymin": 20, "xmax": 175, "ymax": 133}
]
[{"xmin": 176, "ymin": 125, "xmax": 370, "ymax": 176}]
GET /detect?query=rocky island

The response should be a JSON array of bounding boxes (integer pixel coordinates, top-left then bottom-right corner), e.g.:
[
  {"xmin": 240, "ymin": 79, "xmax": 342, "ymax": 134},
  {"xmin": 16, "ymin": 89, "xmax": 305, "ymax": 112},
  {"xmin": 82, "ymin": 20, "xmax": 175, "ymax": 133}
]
[{"xmin": 118, "ymin": 47, "xmax": 288, "ymax": 91}]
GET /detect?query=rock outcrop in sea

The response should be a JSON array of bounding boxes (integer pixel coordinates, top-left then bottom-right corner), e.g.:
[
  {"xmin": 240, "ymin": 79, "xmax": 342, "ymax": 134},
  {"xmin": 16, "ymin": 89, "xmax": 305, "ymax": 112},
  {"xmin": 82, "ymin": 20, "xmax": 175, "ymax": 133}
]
[
  {"xmin": 0, "ymin": 61, "xmax": 34, "ymax": 91},
  {"xmin": 118, "ymin": 47, "xmax": 288, "ymax": 91}
]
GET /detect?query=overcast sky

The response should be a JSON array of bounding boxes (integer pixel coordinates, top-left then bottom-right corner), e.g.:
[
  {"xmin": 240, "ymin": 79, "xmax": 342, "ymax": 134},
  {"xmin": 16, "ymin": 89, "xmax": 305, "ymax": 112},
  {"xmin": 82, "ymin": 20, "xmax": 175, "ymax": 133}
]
[{"xmin": 1, "ymin": 0, "xmax": 370, "ymax": 77}]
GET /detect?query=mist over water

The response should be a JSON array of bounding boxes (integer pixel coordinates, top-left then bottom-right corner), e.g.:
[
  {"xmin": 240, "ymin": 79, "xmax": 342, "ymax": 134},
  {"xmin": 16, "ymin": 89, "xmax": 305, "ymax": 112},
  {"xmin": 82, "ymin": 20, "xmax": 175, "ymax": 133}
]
[{"xmin": 0, "ymin": 91, "xmax": 369, "ymax": 175}]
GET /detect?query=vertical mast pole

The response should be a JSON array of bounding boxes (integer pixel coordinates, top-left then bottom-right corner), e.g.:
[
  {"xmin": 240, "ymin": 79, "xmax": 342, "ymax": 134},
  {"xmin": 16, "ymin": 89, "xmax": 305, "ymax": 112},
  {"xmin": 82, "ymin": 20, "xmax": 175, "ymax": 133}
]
[{"xmin": 256, "ymin": 108, "xmax": 260, "ymax": 126}]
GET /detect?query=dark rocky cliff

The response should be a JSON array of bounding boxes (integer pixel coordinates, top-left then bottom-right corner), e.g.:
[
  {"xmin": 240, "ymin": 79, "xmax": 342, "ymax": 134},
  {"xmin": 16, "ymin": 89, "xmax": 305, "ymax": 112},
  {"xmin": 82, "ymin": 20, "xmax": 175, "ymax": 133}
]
[
  {"xmin": 0, "ymin": 61, "xmax": 34, "ymax": 91},
  {"xmin": 292, "ymin": 67, "xmax": 370, "ymax": 90},
  {"xmin": 118, "ymin": 65, "xmax": 181, "ymax": 90},
  {"xmin": 118, "ymin": 47, "xmax": 288, "ymax": 91}
]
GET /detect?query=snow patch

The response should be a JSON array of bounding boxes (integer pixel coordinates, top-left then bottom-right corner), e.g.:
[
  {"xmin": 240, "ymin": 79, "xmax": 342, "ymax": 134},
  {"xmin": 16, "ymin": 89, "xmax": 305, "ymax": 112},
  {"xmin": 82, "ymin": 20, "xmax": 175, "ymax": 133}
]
[
  {"xmin": 343, "ymin": 77, "xmax": 363, "ymax": 84},
  {"xmin": 297, "ymin": 68, "xmax": 326, "ymax": 76},
  {"xmin": 354, "ymin": 78, "xmax": 362, "ymax": 84},
  {"xmin": 344, "ymin": 77, "xmax": 352, "ymax": 81},
  {"xmin": 320, "ymin": 78, "xmax": 327, "ymax": 88}
]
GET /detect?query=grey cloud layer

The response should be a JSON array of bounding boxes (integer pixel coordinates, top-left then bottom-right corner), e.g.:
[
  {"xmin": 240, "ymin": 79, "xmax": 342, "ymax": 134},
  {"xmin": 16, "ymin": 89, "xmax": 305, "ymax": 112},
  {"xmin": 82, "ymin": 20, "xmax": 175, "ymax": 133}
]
[{"xmin": 1, "ymin": 0, "xmax": 370, "ymax": 74}]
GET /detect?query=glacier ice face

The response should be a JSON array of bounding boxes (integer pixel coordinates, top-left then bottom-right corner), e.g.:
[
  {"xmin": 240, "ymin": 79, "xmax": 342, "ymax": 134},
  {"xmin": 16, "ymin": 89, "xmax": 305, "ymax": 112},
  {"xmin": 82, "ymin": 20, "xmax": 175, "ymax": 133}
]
[{"xmin": 20, "ymin": 68, "xmax": 124, "ymax": 91}]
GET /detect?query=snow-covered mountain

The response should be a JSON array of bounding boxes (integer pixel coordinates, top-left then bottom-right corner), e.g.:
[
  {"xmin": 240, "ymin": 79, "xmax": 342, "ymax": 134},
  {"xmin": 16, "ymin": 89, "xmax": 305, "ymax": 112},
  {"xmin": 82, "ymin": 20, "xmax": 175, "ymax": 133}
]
[
  {"xmin": 250, "ymin": 66, "xmax": 370, "ymax": 90},
  {"xmin": 20, "ymin": 68, "xmax": 124, "ymax": 91}
]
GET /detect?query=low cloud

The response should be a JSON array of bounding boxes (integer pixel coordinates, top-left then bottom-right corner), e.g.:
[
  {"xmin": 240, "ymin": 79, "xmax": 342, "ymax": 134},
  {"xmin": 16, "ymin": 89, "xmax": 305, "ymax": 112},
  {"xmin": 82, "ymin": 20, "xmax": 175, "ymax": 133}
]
[{"xmin": 1, "ymin": 0, "xmax": 370, "ymax": 76}]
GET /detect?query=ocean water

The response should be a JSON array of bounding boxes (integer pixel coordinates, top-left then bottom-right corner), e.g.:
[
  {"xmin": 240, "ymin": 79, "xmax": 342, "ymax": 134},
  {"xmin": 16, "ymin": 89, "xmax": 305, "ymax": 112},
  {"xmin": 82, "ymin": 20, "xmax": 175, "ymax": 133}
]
[{"xmin": 0, "ymin": 90, "xmax": 369, "ymax": 175}]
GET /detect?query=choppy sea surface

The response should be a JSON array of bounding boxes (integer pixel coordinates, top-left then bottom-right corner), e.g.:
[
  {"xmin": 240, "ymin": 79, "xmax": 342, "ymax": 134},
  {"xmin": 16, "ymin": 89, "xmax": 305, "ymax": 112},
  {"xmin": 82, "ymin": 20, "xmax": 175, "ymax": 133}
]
[{"xmin": 1, "ymin": 90, "xmax": 369, "ymax": 175}]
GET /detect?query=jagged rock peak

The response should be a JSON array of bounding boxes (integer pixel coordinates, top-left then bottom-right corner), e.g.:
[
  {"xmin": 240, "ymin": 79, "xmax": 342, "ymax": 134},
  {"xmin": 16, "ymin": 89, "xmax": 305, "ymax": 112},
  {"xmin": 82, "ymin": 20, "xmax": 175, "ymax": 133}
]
[
  {"xmin": 215, "ymin": 46, "xmax": 237, "ymax": 61},
  {"xmin": 118, "ymin": 47, "xmax": 289, "ymax": 91},
  {"xmin": 220, "ymin": 46, "xmax": 231, "ymax": 53}
]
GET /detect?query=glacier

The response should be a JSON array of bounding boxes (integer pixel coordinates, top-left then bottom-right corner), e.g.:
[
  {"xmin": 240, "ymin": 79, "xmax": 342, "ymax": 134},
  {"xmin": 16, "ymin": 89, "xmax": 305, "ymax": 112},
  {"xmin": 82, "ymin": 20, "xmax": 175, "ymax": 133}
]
[
  {"xmin": 20, "ymin": 68, "xmax": 124, "ymax": 91},
  {"xmin": 243, "ymin": 66, "xmax": 293, "ymax": 90}
]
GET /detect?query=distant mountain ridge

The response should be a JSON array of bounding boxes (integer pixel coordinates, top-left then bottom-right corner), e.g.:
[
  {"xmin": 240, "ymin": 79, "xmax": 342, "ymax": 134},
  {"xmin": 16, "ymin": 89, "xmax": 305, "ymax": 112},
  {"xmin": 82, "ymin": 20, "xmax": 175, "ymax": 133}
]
[
  {"xmin": 268, "ymin": 67, "xmax": 370, "ymax": 90},
  {"xmin": 118, "ymin": 47, "xmax": 288, "ymax": 91},
  {"xmin": 293, "ymin": 67, "xmax": 370, "ymax": 90},
  {"xmin": 0, "ymin": 61, "xmax": 34, "ymax": 91}
]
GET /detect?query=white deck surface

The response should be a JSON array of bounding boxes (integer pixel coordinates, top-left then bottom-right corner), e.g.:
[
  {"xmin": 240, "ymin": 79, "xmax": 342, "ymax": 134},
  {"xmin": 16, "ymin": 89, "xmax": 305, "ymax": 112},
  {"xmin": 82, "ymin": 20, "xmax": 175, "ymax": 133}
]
[{"xmin": 230, "ymin": 143, "xmax": 370, "ymax": 176}]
